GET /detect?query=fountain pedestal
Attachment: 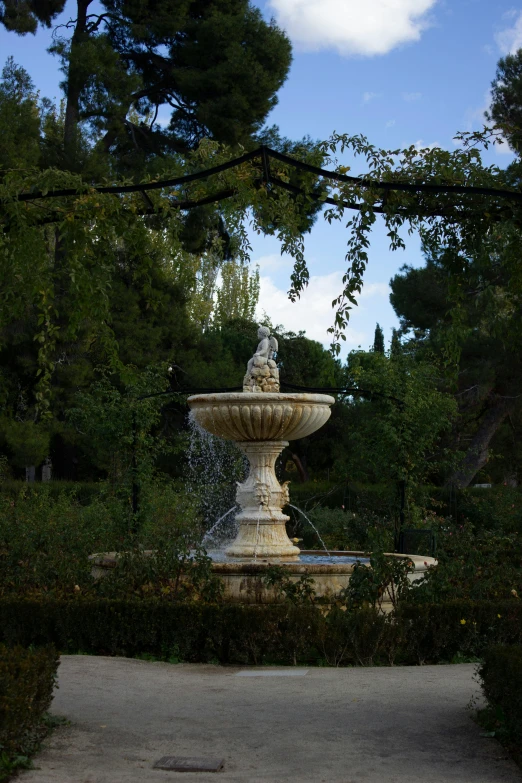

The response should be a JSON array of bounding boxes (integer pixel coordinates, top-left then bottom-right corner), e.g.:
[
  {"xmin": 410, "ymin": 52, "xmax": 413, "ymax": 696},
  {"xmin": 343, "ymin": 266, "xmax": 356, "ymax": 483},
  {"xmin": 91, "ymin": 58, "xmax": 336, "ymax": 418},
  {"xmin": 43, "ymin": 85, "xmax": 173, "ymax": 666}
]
[
  {"xmin": 187, "ymin": 392, "xmax": 335, "ymax": 560},
  {"xmin": 227, "ymin": 440, "xmax": 299, "ymax": 559}
]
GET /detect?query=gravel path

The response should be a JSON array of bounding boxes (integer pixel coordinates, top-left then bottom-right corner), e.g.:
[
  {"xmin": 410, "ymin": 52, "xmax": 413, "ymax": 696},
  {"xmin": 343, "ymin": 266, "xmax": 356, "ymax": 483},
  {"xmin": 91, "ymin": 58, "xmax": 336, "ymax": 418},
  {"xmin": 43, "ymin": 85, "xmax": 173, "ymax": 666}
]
[{"xmin": 21, "ymin": 655, "xmax": 522, "ymax": 783}]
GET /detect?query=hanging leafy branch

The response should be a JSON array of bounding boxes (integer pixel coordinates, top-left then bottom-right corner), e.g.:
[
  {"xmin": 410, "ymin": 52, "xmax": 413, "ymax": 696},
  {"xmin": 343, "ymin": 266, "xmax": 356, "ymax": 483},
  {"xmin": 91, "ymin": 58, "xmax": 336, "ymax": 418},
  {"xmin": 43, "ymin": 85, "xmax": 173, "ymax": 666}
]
[{"xmin": 2, "ymin": 128, "xmax": 521, "ymax": 410}]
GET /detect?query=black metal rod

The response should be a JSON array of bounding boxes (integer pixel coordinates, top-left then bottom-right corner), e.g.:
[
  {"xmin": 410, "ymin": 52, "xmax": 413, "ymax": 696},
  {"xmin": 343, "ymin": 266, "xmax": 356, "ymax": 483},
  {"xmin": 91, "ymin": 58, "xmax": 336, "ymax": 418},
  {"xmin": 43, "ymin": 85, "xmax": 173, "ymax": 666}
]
[
  {"xmin": 9, "ymin": 144, "xmax": 522, "ymax": 204},
  {"xmin": 131, "ymin": 408, "xmax": 139, "ymax": 533}
]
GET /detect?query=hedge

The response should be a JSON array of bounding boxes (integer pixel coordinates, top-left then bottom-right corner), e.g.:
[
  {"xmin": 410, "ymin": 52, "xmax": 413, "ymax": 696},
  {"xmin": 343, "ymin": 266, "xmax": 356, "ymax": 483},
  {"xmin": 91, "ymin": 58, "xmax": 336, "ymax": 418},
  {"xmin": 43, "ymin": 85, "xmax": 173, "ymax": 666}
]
[
  {"xmin": 0, "ymin": 598, "xmax": 520, "ymax": 666},
  {"xmin": 479, "ymin": 645, "xmax": 522, "ymax": 747},
  {"xmin": 0, "ymin": 644, "xmax": 59, "ymax": 763}
]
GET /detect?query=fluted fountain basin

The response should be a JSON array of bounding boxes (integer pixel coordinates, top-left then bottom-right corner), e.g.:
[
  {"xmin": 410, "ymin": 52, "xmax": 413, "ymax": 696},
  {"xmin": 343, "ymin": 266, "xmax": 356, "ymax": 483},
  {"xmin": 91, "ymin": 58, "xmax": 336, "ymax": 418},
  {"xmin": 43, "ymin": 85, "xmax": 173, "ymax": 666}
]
[{"xmin": 187, "ymin": 393, "xmax": 335, "ymax": 441}]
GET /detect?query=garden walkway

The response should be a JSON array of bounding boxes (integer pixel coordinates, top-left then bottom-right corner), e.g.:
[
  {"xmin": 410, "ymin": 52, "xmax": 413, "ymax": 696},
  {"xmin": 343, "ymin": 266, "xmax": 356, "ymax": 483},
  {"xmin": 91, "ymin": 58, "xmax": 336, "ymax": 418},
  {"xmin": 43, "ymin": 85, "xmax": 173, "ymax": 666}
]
[{"xmin": 22, "ymin": 655, "xmax": 521, "ymax": 783}]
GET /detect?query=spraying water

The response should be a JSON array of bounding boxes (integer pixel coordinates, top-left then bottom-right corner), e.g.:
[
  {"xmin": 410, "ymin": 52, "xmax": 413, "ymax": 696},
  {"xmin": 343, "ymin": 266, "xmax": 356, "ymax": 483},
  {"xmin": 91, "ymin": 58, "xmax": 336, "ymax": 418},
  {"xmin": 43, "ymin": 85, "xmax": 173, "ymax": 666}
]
[
  {"xmin": 201, "ymin": 506, "xmax": 239, "ymax": 548},
  {"xmin": 287, "ymin": 504, "xmax": 332, "ymax": 557},
  {"xmin": 186, "ymin": 413, "xmax": 247, "ymax": 540}
]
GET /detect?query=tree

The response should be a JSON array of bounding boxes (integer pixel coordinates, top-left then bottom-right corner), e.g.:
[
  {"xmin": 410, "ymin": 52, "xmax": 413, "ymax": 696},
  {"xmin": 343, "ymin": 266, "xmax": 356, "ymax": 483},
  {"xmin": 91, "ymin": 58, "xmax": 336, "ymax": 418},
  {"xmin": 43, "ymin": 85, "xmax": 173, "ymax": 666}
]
[
  {"xmin": 0, "ymin": 0, "xmax": 65, "ymax": 34},
  {"xmin": 2, "ymin": 0, "xmax": 292, "ymax": 173},
  {"xmin": 373, "ymin": 323, "xmax": 384, "ymax": 354},
  {"xmin": 487, "ymin": 49, "xmax": 522, "ymax": 155},
  {"xmin": 339, "ymin": 347, "xmax": 456, "ymax": 516},
  {"xmin": 214, "ymin": 261, "xmax": 259, "ymax": 327},
  {"xmin": 390, "ymin": 256, "xmax": 522, "ymax": 487},
  {"xmin": 0, "ymin": 58, "xmax": 42, "ymax": 169}
]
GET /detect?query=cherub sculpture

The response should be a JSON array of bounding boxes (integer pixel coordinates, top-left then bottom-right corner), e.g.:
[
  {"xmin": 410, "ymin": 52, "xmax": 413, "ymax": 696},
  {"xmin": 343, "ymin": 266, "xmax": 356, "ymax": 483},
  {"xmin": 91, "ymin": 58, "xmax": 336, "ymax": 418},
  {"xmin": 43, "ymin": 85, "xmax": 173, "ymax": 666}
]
[{"xmin": 243, "ymin": 326, "xmax": 280, "ymax": 393}]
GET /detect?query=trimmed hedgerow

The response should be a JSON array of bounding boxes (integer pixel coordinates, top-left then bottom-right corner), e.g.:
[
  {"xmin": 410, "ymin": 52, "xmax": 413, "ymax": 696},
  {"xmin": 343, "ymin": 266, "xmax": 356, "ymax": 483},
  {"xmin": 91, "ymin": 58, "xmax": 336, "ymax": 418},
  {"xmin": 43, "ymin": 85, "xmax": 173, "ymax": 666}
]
[
  {"xmin": 396, "ymin": 600, "xmax": 522, "ymax": 664},
  {"xmin": 479, "ymin": 645, "xmax": 522, "ymax": 751},
  {"xmin": 0, "ymin": 644, "xmax": 59, "ymax": 777},
  {"xmin": 0, "ymin": 598, "xmax": 520, "ymax": 667}
]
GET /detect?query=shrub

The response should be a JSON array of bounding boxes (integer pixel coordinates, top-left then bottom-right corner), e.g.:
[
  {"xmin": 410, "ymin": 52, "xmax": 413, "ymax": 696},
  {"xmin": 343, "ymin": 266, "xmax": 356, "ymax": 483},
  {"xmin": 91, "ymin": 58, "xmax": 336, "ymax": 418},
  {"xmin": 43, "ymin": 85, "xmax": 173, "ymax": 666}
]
[
  {"xmin": 396, "ymin": 601, "xmax": 522, "ymax": 664},
  {"xmin": 0, "ymin": 644, "xmax": 59, "ymax": 777},
  {"xmin": 0, "ymin": 481, "xmax": 205, "ymax": 599},
  {"xmin": 0, "ymin": 598, "xmax": 520, "ymax": 667},
  {"xmin": 287, "ymin": 506, "xmax": 394, "ymax": 551},
  {"xmin": 340, "ymin": 551, "xmax": 414, "ymax": 612},
  {"xmin": 479, "ymin": 645, "xmax": 522, "ymax": 753},
  {"xmin": 408, "ymin": 520, "xmax": 522, "ymax": 603},
  {"xmin": 442, "ymin": 486, "xmax": 522, "ymax": 534}
]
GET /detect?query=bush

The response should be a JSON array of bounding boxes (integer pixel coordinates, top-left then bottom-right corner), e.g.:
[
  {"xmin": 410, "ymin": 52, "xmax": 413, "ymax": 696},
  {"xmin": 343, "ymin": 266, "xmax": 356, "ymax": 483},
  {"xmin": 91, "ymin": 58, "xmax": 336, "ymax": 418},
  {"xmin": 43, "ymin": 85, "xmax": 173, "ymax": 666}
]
[
  {"xmin": 0, "ymin": 481, "xmax": 205, "ymax": 598},
  {"xmin": 291, "ymin": 506, "xmax": 394, "ymax": 551},
  {"xmin": 479, "ymin": 645, "xmax": 522, "ymax": 754},
  {"xmin": 434, "ymin": 485, "xmax": 522, "ymax": 534},
  {"xmin": 0, "ymin": 644, "xmax": 59, "ymax": 778},
  {"xmin": 0, "ymin": 598, "xmax": 520, "ymax": 667},
  {"xmin": 0, "ymin": 480, "xmax": 103, "ymax": 505},
  {"xmin": 396, "ymin": 601, "xmax": 522, "ymax": 664},
  {"xmin": 408, "ymin": 520, "xmax": 522, "ymax": 603}
]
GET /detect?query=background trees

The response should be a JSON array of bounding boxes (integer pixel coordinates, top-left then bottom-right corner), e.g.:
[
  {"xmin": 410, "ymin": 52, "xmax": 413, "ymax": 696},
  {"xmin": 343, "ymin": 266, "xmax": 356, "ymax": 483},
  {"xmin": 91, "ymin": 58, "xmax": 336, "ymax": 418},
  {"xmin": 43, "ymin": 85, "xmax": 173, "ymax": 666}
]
[
  {"xmin": 2, "ymin": 12, "xmax": 522, "ymax": 499},
  {"xmin": 390, "ymin": 249, "xmax": 522, "ymax": 488}
]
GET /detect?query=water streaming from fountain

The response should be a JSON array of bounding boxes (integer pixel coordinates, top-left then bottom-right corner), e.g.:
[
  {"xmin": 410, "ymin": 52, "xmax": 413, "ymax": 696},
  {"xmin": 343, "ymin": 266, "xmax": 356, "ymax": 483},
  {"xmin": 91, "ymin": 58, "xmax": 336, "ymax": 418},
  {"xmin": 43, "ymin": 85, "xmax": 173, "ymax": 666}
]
[
  {"xmin": 201, "ymin": 506, "xmax": 239, "ymax": 548},
  {"xmin": 287, "ymin": 504, "xmax": 332, "ymax": 557},
  {"xmin": 186, "ymin": 413, "xmax": 247, "ymax": 538}
]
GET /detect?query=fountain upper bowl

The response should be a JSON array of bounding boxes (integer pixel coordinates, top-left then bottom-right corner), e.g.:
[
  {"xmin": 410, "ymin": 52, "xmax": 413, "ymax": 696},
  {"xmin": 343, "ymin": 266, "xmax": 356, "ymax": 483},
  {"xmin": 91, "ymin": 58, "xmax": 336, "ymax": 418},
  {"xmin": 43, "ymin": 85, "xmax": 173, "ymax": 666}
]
[{"xmin": 187, "ymin": 392, "xmax": 335, "ymax": 442}]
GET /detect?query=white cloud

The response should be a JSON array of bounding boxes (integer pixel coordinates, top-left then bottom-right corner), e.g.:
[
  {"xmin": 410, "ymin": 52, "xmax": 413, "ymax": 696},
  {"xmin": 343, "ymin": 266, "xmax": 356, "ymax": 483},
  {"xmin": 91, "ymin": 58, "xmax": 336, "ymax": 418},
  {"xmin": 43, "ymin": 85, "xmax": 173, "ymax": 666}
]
[
  {"xmin": 495, "ymin": 10, "xmax": 522, "ymax": 54},
  {"xmin": 363, "ymin": 91, "xmax": 381, "ymax": 103},
  {"xmin": 495, "ymin": 136, "xmax": 512, "ymax": 154},
  {"xmin": 256, "ymin": 271, "xmax": 388, "ymax": 349},
  {"xmin": 386, "ymin": 119, "xmax": 396, "ymax": 127},
  {"xmin": 413, "ymin": 139, "xmax": 440, "ymax": 151},
  {"xmin": 267, "ymin": 0, "xmax": 438, "ymax": 56},
  {"xmin": 254, "ymin": 253, "xmax": 293, "ymax": 274},
  {"xmin": 402, "ymin": 91, "xmax": 422, "ymax": 101}
]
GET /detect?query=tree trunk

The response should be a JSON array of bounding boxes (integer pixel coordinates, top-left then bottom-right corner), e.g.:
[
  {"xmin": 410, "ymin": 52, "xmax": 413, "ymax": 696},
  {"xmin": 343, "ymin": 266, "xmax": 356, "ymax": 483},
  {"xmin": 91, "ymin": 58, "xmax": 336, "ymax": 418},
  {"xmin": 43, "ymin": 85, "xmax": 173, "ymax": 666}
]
[
  {"xmin": 63, "ymin": 0, "xmax": 91, "ymax": 168},
  {"xmin": 447, "ymin": 396, "xmax": 517, "ymax": 489},
  {"xmin": 291, "ymin": 453, "xmax": 310, "ymax": 483}
]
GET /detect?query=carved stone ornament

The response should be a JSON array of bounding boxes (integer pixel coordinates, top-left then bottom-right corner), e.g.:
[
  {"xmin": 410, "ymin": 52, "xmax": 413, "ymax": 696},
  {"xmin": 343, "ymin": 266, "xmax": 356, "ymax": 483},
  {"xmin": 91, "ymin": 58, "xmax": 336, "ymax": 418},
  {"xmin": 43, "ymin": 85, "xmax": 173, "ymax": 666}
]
[{"xmin": 243, "ymin": 326, "xmax": 280, "ymax": 393}]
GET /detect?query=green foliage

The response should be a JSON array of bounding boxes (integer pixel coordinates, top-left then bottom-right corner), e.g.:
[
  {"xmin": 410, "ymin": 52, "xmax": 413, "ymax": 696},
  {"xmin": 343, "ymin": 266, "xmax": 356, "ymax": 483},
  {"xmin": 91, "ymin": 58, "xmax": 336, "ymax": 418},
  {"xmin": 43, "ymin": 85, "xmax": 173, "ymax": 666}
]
[
  {"xmin": 396, "ymin": 600, "xmax": 522, "ymax": 664},
  {"xmin": 479, "ymin": 645, "xmax": 522, "ymax": 755},
  {"xmin": 6, "ymin": 0, "xmax": 292, "ymax": 173},
  {"xmin": 214, "ymin": 261, "xmax": 260, "ymax": 327},
  {"xmin": 289, "ymin": 505, "xmax": 394, "ymax": 551},
  {"xmin": 262, "ymin": 566, "xmax": 317, "ymax": 606},
  {"xmin": 338, "ymin": 349, "xmax": 457, "ymax": 512},
  {"xmin": 408, "ymin": 518, "xmax": 522, "ymax": 603},
  {"xmin": 66, "ymin": 368, "xmax": 168, "ymax": 485},
  {"xmin": 0, "ymin": 58, "xmax": 41, "ymax": 170},
  {"xmin": 0, "ymin": 481, "xmax": 214, "ymax": 599},
  {"xmin": 0, "ymin": 418, "xmax": 51, "ymax": 468},
  {"xmin": 0, "ymin": 598, "xmax": 520, "ymax": 667},
  {"xmin": 0, "ymin": 484, "xmax": 127, "ymax": 596},
  {"xmin": 372, "ymin": 323, "xmax": 385, "ymax": 354},
  {"xmin": 390, "ymin": 254, "xmax": 522, "ymax": 488},
  {"xmin": 488, "ymin": 50, "xmax": 522, "ymax": 155},
  {"xmin": 454, "ymin": 486, "xmax": 522, "ymax": 533},
  {"xmin": 340, "ymin": 552, "xmax": 414, "ymax": 613},
  {"xmin": 0, "ymin": 643, "xmax": 59, "ymax": 779}
]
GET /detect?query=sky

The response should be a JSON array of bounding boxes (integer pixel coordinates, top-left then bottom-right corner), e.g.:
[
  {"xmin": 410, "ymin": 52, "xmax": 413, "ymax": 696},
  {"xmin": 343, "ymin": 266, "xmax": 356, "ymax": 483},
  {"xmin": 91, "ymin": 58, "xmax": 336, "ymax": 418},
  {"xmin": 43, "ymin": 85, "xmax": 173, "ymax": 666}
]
[{"xmin": 0, "ymin": 0, "xmax": 520, "ymax": 354}]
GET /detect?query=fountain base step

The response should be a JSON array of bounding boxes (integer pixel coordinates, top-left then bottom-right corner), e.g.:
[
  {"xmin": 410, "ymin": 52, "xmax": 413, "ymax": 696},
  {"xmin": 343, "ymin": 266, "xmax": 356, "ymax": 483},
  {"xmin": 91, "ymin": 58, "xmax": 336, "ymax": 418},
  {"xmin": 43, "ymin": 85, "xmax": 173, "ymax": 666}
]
[
  {"xmin": 210, "ymin": 552, "xmax": 436, "ymax": 607},
  {"xmin": 89, "ymin": 551, "xmax": 436, "ymax": 610}
]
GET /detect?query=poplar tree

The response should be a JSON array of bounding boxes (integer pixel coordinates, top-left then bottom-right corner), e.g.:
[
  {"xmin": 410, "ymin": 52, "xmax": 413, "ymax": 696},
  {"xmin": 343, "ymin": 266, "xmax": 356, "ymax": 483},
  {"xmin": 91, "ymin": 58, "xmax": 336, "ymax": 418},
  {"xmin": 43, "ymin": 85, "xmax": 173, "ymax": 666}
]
[{"xmin": 373, "ymin": 323, "xmax": 385, "ymax": 354}]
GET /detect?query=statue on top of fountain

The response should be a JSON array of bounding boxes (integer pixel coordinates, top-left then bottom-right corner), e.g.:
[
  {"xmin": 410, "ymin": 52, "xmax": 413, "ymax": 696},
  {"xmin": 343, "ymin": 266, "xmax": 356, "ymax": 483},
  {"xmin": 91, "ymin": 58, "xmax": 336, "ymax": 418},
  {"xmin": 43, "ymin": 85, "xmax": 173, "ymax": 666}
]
[{"xmin": 243, "ymin": 326, "xmax": 280, "ymax": 393}]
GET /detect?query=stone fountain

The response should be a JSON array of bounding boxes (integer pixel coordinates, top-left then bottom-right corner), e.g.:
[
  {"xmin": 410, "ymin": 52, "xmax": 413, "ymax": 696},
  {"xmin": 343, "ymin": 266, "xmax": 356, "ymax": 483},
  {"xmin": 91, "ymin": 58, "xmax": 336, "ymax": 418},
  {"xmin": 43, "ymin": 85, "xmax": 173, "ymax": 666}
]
[
  {"xmin": 188, "ymin": 328, "xmax": 334, "ymax": 560},
  {"xmin": 187, "ymin": 327, "xmax": 436, "ymax": 603}
]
